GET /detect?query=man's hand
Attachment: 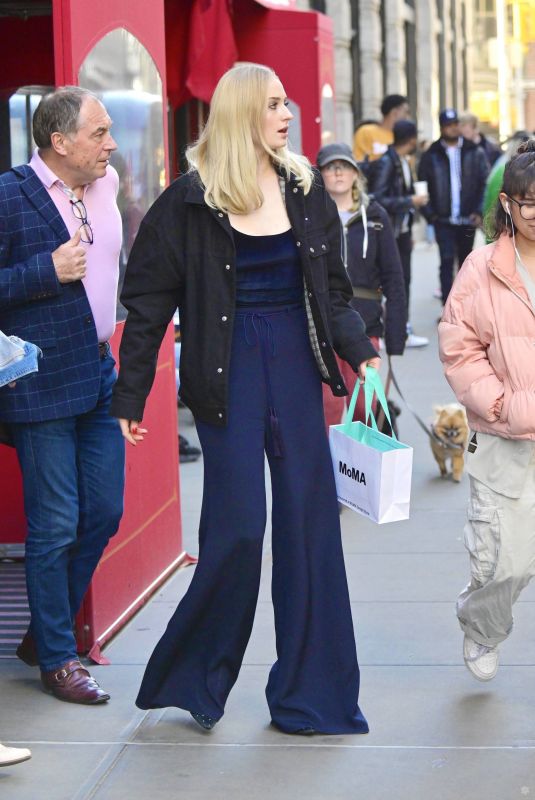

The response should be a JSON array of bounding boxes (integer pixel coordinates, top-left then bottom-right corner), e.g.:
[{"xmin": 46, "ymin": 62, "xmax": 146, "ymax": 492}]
[
  {"xmin": 358, "ymin": 356, "xmax": 381, "ymax": 381},
  {"xmin": 52, "ymin": 229, "xmax": 87, "ymax": 284},
  {"xmin": 411, "ymin": 194, "xmax": 429, "ymax": 208},
  {"xmin": 118, "ymin": 418, "xmax": 148, "ymax": 446}
]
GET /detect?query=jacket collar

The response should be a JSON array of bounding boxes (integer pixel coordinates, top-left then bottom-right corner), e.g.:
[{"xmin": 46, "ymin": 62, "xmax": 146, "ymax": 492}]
[
  {"xmin": 430, "ymin": 136, "xmax": 477, "ymax": 157},
  {"xmin": 184, "ymin": 172, "xmax": 206, "ymax": 205},
  {"xmin": 183, "ymin": 171, "xmax": 236, "ymax": 241},
  {"xmin": 183, "ymin": 163, "xmax": 300, "ymax": 206},
  {"xmin": 183, "ymin": 165, "xmax": 303, "ymax": 239},
  {"xmin": 488, "ymin": 234, "xmax": 517, "ymax": 279},
  {"xmin": 487, "ymin": 234, "xmax": 533, "ymax": 305},
  {"xmin": 12, "ymin": 164, "xmax": 70, "ymax": 242}
]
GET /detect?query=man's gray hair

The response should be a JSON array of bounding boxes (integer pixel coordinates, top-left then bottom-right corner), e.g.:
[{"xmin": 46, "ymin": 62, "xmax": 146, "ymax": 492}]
[
  {"xmin": 33, "ymin": 86, "xmax": 99, "ymax": 149},
  {"xmin": 459, "ymin": 111, "xmax": 479, "ymax": 127}
]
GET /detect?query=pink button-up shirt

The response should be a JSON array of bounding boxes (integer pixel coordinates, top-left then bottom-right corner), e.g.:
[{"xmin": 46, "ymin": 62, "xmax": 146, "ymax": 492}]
[{"xmin": 29, "ymin": 151, "xmax": 122, "ymax": 343}]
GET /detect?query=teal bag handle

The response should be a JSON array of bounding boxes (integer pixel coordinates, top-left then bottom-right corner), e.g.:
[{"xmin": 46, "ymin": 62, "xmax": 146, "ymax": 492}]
[
  {"xmin": 342, "ymin": 370, "xmax": 381, "ymax": 434},
  {"xmin": 343, "ymin": 367, "xmax": 396, "ymax": 439},
  {"xmin": 363, "ymin": 367, "xmax": 397, "ymax": 441},
  {"xmin": 344, "ymin": 378, "xmax": 362, "ymax": 432}
]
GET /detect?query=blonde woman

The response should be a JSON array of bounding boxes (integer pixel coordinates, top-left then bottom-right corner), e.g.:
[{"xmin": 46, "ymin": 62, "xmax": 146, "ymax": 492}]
[{"xmin": 111, "ymin": 64, "xmax": 379, "ymax": 735}]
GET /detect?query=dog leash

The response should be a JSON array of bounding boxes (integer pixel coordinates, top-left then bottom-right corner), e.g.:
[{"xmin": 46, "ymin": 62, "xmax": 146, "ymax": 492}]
[{"xmin": 386, "ymin": 356, "xmax": 464, "ymax": 450}]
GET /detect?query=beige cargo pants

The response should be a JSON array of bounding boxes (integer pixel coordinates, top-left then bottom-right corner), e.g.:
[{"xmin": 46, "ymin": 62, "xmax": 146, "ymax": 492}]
[{"xmin": 457, "ymin": 460, "xmax": 535, "ymax": 648}]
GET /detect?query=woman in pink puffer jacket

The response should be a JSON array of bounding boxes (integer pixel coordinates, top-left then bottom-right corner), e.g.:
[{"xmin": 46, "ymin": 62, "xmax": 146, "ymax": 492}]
[{"xmin": 438, "ymin": 138, "xmax": 535, "ymax": 684}]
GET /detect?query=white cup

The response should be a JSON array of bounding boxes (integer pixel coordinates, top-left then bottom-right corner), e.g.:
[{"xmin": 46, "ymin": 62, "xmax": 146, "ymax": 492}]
[{"xmin": 413, "ymin": 180, "xmax": 428, "ymax": 197}]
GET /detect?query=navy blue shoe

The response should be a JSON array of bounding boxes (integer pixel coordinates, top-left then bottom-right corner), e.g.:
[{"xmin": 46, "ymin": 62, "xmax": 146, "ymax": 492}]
[
  {"xmin": 190, "ymin": 711, "xmax": 218, "ymax": 730},
  {"xmin": 271, "ymin": 720, "xmax": 317, "ymax": 736},
  {"xmin": 293, "ymin": 727, "xmax": 316, "ymax": 736}
]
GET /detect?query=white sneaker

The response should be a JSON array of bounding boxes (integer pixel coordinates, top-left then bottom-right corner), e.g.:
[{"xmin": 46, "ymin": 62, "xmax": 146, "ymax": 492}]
[
  {"xmin": 406, "ymin": 332, "xmax": 429, "ymax": 348},
  {"xmin": 463, "ymin": 634, "xmax": 499, "ymax": 681},
  {"xmin": 0, "ymin": 743, "xmax": 32, "ymax": 767}
]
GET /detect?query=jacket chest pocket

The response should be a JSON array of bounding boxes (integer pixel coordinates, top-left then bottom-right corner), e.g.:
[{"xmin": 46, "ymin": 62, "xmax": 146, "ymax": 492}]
[{"xmin": 306, "ymin": 234, "xmax": 330, "ymax": 292}]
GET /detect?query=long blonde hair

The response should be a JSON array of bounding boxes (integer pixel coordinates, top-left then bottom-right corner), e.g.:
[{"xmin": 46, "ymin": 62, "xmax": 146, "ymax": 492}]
[
  {"xmin": 351, "ymin": 169, "xmax": 369, "ymax": 213},
  {"xmin": 186, "ymin": 63, "xmax": 313, "ymax": 214}
]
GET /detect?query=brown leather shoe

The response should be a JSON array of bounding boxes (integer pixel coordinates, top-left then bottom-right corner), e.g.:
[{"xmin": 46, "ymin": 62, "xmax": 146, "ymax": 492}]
[
  {"xmin": 41, "ymin": 660, "xmax": 110, "ymax": 704},
  {"xmin": 16, "ymin": 631, "xmax": 39, "ymax": 667}
]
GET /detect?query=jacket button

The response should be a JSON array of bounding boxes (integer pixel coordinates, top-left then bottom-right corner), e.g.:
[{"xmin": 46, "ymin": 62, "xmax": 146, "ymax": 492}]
[
  {"xmin": 217, "ymin": 367, "xmax": 223, "ymax": 373},
  {"xmin": 321, "ymin": 341, "xmax": 327, "ymax": 347},
  {"xmin": 336, "ymin": 384, "xmax": 342, "ymax": 389},
  {"xmin": 321, "ymin": 244, "xmax": 327, "ymax": 250},
  {"xmin": 308, "ymin": 291, "xmax": 313, "ymax": 298},
  {"xmin": 296, "ymin": 241, "xmax": 301, "ymax": 247},
  {"xmin": 221, "ymin": 315, "xmax": 228, "ymax": 322},
  {"xmin": 293, "ymin": 187, "xmax": 298, "ymax": 193},
  {"xmin": 225, "ymin": 264, "xmax": 231, "ymax": 270},
  {"xmin": 309, "ymin": 247, "xmax": 315, "ymax": 253},
  {"xmin": 86, "ymin": 317, "xmax": 92, "ymax": 324},
  {"xmin": 218, "ymin": 212, "xmax": 224, "ymax": 218},
  {"xmin": 218, "ymin": 412, "xmax": 223, "ymax": 418}
]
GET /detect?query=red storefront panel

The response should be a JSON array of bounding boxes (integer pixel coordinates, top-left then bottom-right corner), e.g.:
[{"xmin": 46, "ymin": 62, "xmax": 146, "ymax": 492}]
[
  {"xmin": 233, "ymin": 0, "xmax": 335, "ymax": 161},
  {"xmin": 0, "ymin": 0, "xmax": 186, "ymax": 659},
  {"xmin": 79, "ymin": 324, "xmax": 187, "ymax": 662}
]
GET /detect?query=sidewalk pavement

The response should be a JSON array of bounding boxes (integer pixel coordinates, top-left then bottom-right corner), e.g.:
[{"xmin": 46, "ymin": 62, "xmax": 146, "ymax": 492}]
[{"xmin": 2, "ymin": 241, "xmax": 535, "ymax": 800}]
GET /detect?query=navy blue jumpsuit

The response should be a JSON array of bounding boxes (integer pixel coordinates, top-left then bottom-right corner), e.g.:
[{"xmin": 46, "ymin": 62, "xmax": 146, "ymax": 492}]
[{"xmin": 136, "ymin": 228, "xmax": 368, "ymax": 735}]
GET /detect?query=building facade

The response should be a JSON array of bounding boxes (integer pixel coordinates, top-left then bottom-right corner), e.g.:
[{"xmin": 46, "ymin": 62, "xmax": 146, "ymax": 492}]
[
  {"xmin": 470, "ymin": 0, "xmax": 535, "ymax": 138},
  {"xmin": 299, "ymin": 0, "xmax": 472, "ymax": 145}
]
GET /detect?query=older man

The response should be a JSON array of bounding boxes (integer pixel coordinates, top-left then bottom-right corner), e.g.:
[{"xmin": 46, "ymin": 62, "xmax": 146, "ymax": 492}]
[
  {"xmin": 0, "ymin": 87, "xmax": 124, "ymax": 703},
  {"xmin": 459, "ymin": 111, "xmax": 502, "ymax": 167}
]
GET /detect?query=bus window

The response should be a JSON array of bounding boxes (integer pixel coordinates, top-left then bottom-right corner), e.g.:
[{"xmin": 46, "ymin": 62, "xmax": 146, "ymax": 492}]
[
  {"xmin": 8, "ymin": 87, "xmax": 52, "ymax": 167},
  {"xmin": 78, "ymin": 28, "xmax": 166, "ymax": 316}
]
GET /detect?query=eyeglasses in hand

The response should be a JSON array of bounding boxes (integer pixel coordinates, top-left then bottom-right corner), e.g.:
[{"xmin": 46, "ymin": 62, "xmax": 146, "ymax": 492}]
[{"xmin": 70, "ymin": 199, "xmax": 94, "ymax": 244}]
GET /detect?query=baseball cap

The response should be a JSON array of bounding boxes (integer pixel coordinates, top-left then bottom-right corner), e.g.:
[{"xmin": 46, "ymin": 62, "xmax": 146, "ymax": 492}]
[
  {"xmin": 316, "ymin": 142, "xmax": 359, "ymax": 170},
  {"xmin": 439, "ymin": 108, "xmax": 459, "ymax": 127}
]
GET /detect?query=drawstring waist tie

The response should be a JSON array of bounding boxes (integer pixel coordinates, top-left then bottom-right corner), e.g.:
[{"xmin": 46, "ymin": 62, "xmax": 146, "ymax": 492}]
[{"xmin": 235, "ymin": 302, "xmax": 303, "ymax": 458}]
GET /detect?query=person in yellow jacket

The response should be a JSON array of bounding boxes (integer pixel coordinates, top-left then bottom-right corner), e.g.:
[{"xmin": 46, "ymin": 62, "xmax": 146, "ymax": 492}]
[{"xmin": 353, "ymin": 94, "xmax": 409, "ymax": 163}]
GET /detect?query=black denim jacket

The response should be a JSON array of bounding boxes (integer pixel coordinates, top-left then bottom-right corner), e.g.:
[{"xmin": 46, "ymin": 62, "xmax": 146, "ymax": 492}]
[{"xmin": 110, "ymin": 169, "xmax": 377, "ymax": 425}]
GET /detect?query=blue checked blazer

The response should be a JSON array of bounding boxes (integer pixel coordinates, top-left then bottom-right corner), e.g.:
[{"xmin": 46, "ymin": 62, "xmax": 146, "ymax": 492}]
[{"xmin": 0, "ymin": 164, "xmax": 102, "ymax": 422}]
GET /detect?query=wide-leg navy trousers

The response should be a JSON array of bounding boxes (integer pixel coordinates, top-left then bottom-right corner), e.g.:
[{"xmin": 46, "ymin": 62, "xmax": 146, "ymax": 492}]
[{"xmin": 136, "ymin": 304, "xmax": 368, "ymax": 734}]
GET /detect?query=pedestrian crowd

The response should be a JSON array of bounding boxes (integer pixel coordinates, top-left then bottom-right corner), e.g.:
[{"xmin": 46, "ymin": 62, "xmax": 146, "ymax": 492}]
[{"xmin": 1, "ymin": 64, "xmax": 535, "ymax": 767}]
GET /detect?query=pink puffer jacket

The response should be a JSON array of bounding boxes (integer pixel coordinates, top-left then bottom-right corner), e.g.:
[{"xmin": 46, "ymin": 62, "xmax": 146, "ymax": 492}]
[{"xmin": 439, "ymin": 234, "xmax": 535, "ymax": 440}]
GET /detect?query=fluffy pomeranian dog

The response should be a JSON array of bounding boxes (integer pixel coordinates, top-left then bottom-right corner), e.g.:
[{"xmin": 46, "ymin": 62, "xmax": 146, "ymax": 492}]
[{"xmin": 430, "ymin": 404, "xmax": 469, "ymax": 482}]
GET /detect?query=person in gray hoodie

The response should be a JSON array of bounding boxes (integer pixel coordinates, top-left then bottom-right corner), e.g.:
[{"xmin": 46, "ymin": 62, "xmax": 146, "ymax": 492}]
[{"xmin": 317, "ymin": 142, "xmax": 407, "ymax": 427}]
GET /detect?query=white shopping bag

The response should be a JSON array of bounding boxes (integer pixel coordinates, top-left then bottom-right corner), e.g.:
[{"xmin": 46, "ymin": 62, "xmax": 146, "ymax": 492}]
[{"xmin": 329, "ymin": 368, "xmax": 413, "ymax": 524}]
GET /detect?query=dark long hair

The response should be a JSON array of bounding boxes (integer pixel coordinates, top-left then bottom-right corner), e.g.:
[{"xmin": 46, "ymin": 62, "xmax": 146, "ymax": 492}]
[{"xmin": 491, "ymin": 138, "xmax": 535, "ymax": 240}]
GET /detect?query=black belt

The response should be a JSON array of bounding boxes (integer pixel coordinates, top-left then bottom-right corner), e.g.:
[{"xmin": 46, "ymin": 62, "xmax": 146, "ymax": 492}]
[{"xmin": 98, "ymin": 341, "xmax": 109, "ymax": 358}]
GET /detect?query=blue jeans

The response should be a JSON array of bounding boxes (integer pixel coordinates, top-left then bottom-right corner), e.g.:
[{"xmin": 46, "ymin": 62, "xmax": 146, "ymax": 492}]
[{"xmin": 9, "ymin": 353, "xmax": 125, "ymax": 671}]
